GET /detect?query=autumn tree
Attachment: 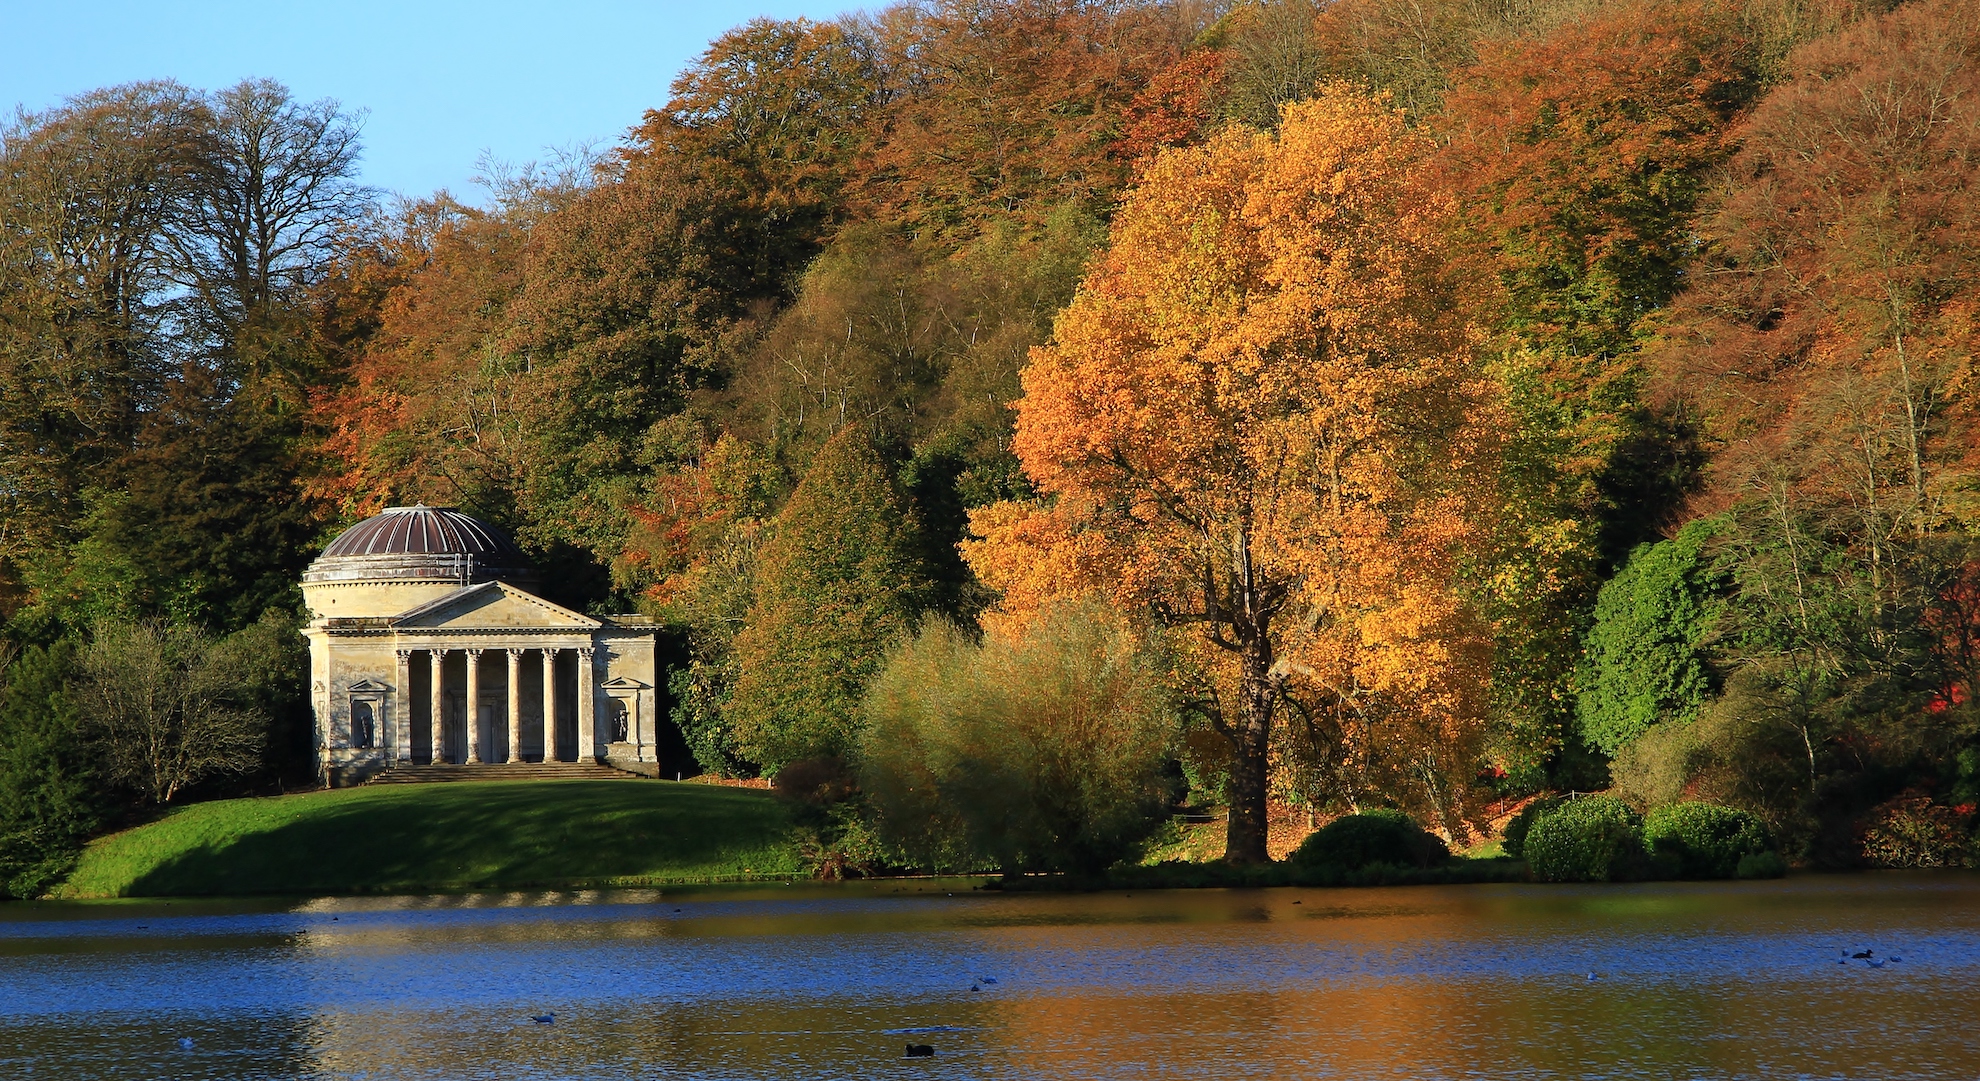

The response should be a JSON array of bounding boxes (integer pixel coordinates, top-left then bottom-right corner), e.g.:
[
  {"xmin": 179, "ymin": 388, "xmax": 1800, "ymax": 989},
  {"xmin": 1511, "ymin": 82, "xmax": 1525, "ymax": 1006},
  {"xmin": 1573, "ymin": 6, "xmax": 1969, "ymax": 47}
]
[
  {"xmin": 853, "ymin": 0, "xmax": 1188, "ymax": 241},
  {"xmin": 626, "ymin": 17, "xmax": 884, "ymax": 285},
  {"xmin": 1636, "ymin": 0, "xmax": 1980, "ymax": 834},
  {"xmin": 1217, "ymin": 0, "xmax": 1329, "ymax": 130},
  {"xmin": 308, "ymin": 197, "xmax": 533, "ymax": 517},
  {"xmin": 0, "ymin": 79, "xmax": 360, "ymax": 635},
  {"xmin": 622, "ymin": 425, "xmax": 786, "ymax": 775},
  {"xmin": 727, "ymin": 426, "xmax": 934, "ymax": 772},
  {"xmin": 967, "ymin": 89, "xmax": 1499, "ymax": 863},
  {"xmin": 170, "ymin": 79, "xmax": 372, "ymax": 377}
]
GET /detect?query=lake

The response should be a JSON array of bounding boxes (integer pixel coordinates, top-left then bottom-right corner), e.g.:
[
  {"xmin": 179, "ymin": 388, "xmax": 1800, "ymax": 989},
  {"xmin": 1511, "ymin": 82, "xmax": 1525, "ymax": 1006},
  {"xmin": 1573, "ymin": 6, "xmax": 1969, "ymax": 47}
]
[{"xmin": 1, "ymin": 874, "xmax": 1975, "ymax": 1080}]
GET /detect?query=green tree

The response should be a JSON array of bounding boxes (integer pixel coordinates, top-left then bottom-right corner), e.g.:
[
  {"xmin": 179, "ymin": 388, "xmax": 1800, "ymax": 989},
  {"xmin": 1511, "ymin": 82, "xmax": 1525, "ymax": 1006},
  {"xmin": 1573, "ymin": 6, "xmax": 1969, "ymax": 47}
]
[
  {"xmin": 0, "ymin": 82, "xmax": 205, "ymax": 568},
  {"xmin": 0, "ymin": 642, "xmax": 102, "ymax": 898},
  {"xmin": 1576, "ymin": 518, "xmax": 1728, "ymax": 755},
  {"xmin": 726, "ymin": 427, "xmax": 933, "ymax": 771}
]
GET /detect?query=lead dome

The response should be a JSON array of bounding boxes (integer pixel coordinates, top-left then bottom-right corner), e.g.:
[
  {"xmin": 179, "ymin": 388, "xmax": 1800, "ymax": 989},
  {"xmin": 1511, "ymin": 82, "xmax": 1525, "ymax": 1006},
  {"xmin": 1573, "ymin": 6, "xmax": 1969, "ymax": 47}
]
[{"xmin": 302, "ymin": 505, "xmax": 537, "ymax": 621}]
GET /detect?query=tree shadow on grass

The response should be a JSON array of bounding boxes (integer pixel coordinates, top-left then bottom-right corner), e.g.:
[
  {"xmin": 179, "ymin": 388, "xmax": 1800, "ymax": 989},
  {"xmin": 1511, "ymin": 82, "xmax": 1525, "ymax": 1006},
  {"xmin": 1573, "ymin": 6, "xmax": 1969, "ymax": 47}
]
[{"xmin": 125, "ymin": 782, "xmax": 795, "ymax": 896}]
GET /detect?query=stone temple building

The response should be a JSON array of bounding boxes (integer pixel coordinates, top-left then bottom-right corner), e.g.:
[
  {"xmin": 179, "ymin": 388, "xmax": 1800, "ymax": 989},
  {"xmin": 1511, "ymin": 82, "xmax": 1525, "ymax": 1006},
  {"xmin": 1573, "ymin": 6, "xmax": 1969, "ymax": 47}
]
[{"xmin": 301, "ymin": 505, "xmax": 662, "ymax": 786}]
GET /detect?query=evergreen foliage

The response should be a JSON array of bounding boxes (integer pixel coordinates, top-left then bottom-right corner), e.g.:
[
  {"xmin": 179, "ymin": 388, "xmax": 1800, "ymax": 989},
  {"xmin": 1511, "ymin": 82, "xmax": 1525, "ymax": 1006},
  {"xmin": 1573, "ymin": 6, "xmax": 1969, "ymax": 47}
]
[
  {"xmin": 1523, "ymin": 795, "xmax": 1651, "ymax": 882},
  {"xmin": 1577, "ymin": 519, "xmax": 1729, "ymax": 755},
  {"xmin": 727, "ymin": 427, "xmax": 934, "ymax": 771},
  {"xmin": 0, "ymin": 643, "xmax": 102, "ymax": 898},
  {"xmin": 1642, "ymin": 801, "xmax": 1775, "ymax": 878},
  {"xmin": 1287, "ymin": 810, "xmax": 1450, "ymax": 872},
  {"xmin": 1500, "ymin": 796, "xmax": 1565, "ymax": 860}
]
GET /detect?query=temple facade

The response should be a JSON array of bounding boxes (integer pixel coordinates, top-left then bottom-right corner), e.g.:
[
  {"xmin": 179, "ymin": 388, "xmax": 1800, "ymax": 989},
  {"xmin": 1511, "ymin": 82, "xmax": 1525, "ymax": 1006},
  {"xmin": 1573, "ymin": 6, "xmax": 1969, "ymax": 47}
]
[{"xmin": 301, "ymin": 505, "xmax": 662, "ymax": 786}]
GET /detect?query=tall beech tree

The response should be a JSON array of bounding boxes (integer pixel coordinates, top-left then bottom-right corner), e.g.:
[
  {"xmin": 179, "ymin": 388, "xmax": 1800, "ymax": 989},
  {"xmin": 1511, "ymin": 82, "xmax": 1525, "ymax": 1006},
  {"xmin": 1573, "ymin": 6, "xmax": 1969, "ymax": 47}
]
[
  {"xmin": 0, "ymin": 82, "xmax": 205, "ymax": 563},
  {"xmin": 966, "ymin": 90, "xmax": 1500, "ymax": 862}
]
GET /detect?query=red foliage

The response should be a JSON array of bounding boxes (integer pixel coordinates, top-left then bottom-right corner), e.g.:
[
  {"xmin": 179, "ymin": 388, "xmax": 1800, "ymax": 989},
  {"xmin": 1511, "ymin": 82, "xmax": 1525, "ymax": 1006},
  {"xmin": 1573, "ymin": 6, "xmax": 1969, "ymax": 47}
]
[{"xmin": 1112, "ymin": 48, "xmax": 1231, "ymax": 165}]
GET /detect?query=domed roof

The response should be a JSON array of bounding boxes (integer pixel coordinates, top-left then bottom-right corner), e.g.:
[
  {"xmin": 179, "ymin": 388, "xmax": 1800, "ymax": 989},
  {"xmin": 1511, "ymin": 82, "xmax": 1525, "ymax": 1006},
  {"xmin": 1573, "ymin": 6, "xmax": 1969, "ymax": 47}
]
[
  {"xmin": 321, "ymin": 505, "xmax": 525, "ymax": 560},
  {"xmin": 304, "ymin": 505, "xmax": 536, "ymax": 586}
]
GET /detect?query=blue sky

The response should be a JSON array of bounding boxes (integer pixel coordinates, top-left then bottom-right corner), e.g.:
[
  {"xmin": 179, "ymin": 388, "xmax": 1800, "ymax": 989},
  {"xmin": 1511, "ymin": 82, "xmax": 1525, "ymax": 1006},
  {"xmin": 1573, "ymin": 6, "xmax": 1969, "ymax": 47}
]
[{"xmin": 3, "ymin": 0, "xmax": 860, "ymax": 201}]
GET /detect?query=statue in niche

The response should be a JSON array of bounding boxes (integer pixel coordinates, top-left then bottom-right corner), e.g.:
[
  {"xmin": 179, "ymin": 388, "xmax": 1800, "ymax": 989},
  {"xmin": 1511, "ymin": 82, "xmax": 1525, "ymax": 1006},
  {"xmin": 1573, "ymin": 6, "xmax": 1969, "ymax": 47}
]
[
  {"xmin": 609, "ymin": 698, "xmax": 630, "ymax": 743},
  {"xmin": 352, "ymin": 700, "xmax": 376, "ymax": 750}
]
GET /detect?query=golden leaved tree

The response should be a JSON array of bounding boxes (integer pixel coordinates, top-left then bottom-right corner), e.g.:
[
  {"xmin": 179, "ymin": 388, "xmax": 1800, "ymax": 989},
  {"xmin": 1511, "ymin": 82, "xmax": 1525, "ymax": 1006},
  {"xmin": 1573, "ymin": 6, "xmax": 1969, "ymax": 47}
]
[{"xmin": 965, "ymin": 88, "xmax": 1501, "ymax": 863}]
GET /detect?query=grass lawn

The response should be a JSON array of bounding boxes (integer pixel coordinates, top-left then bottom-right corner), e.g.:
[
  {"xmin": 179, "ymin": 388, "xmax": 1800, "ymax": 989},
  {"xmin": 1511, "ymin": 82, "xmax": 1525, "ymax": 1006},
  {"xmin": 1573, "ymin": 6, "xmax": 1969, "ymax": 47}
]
[{"xmin": 56, "ymin": 779, "xmax": 802, "ymax": 899}]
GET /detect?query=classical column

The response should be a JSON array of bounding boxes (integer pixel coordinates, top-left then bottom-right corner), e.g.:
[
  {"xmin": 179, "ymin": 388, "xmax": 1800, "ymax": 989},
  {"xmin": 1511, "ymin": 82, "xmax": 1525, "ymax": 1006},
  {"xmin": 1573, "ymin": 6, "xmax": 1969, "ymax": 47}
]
[
  {"xmin": 428, "ymin": 649, "xmax": 447, "ymax": 764},
  {"xmin": 465, "ymin": 648, "xmax": 484, "ymax": 764},
  {"xmin": 577, "ymin": 646, "xmax": 597, "ymax": 760},
  {"xmin": 394, "ymin": 650, "xmax": 413, "ymax": 763},
  {"xmin": 540, "ymin": 648, "xmax": 558, "ymax": 762},
  {"xmin": 506, "ymin": 648, "xmax": 524, "ymax": 764}
]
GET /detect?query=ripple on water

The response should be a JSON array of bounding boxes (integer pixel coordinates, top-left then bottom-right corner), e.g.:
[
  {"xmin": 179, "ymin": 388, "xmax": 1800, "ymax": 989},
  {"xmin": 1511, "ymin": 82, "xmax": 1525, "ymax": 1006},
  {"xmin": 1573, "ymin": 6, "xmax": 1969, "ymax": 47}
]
[{"xmin": 0, "ymin": 874, "xmax": 1975, "ymax": 1080}]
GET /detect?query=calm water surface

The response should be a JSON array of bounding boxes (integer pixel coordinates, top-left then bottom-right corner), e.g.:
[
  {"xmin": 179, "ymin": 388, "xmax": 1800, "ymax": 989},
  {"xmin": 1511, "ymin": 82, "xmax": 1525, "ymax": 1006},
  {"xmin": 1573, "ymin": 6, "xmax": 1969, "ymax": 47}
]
[{"xmin": 1, "ymin": 874, "xmax": 1976, "ymax": 1080}]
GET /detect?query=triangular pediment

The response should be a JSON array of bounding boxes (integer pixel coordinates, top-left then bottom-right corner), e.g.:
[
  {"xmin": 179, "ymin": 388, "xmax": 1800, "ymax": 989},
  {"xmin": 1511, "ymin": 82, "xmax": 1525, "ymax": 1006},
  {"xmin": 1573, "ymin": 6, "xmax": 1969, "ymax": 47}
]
[
  {"xmin": 601, "ymin": 675, "xmax": 649, "ymax": 691},
  {"xmin": 391, "ymin": 581, "xmax": 601, "ymax": 630},
  {"xmin": 347, "ymin": 678, "xmax": 392, "ymax": 693}
]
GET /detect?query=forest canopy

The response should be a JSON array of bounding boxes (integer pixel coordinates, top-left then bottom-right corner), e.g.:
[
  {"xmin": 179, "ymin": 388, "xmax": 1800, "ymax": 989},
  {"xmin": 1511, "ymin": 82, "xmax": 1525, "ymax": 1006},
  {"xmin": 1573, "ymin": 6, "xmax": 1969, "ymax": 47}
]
[{"xmin": 2, "ymin": 0, "xmax": 1976, "ymax": 878}]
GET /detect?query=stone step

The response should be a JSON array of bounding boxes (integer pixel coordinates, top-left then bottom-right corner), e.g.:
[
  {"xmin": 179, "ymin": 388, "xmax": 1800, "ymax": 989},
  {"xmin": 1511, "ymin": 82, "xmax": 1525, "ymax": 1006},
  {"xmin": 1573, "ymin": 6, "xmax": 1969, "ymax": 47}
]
[{"xmin": 364, "ymin": 761, "xmax": 640, "ymax": 785}]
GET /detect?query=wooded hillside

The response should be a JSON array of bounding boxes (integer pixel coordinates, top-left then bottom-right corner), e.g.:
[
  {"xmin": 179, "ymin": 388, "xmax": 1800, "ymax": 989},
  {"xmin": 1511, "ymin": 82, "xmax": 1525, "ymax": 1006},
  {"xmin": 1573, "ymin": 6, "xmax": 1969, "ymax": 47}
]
[{"xmin": 3, "ymin": 0, "xmax": 1976, "ymax": 886}]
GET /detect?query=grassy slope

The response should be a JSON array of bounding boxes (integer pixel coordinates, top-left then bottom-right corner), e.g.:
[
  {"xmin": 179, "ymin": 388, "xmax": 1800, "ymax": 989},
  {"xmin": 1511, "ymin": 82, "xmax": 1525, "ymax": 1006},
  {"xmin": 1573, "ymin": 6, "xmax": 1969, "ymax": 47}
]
[{"xmin": 57, "ymin": 779, "xmax": 801, "ymax": 899}]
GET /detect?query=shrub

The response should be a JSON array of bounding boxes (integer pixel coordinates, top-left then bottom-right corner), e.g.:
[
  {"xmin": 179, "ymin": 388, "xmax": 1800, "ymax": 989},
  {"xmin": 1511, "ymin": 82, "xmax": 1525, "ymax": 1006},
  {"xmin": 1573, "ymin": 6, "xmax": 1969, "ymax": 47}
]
[
  {"xmin": 1500, "ymin": 796, "xmax": 1563, "ymax": 859},
  {"xmin": 1643, "ymin": 801, "xmax": 1774, "ymax": 879},
  {"xmin": 0, "ymin": 642, "xmax": 103, "ymax": 899},
  {"xmin": 1858, "ymin": 795, "xmax": 1973, "ymax": 868},
  {"xmin": 859, "ymin": 600, "xmax": 1179, "ymax": 876},
  {"xmin": 1524, "ymin": 796, "xmax": 1650, "ymax": 882},
  {"xmin": 1289, "ymin": 809, "xmax": 1449, "ymax": 872},
  {"xmin": 1735, "ymin": 850, "xmax": 1787, "ymax": 878}
]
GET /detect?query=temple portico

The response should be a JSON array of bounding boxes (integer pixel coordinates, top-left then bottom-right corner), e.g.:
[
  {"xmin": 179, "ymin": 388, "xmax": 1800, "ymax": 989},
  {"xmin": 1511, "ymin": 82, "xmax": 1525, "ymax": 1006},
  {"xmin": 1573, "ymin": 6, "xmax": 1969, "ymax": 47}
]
[{"xmin": 300, "ymin": 505, "xmax": 663, "ymax": 786}]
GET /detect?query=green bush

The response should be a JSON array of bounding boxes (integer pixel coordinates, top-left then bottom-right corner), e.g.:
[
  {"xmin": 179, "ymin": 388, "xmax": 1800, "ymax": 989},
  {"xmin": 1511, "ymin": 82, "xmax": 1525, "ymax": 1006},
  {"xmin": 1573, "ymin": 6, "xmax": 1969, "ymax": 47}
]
[
  {"xmin": 1289, "ymin": 809, "xmax": 1449, "ymax": 872},
  {"xmin": 1501, "ymin": 796, "xmax": 1563, "ymax": 859},
  {"xmin": 1524, "ymin": 796, "xmax": 1650, "ymax": 882},
  {"xmin": 1643, "ymin": 801, "xmax": 1774, "ymax": 879},
  {"xmin": 859, "ymin": 601, "xmax": 1178, "ymax": 876},
  {"xmin": 1735, "ymin": 850, "xmax": 1787, "ymax": 878}
]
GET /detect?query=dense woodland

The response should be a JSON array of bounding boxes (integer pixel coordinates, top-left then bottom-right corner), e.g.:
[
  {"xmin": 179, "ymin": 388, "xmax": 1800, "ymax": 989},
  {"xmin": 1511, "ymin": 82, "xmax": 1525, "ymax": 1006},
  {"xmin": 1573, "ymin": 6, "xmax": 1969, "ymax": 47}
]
[{"xmin": 3, "ymin": 0, "xmax": 1978, "ymax": 893}]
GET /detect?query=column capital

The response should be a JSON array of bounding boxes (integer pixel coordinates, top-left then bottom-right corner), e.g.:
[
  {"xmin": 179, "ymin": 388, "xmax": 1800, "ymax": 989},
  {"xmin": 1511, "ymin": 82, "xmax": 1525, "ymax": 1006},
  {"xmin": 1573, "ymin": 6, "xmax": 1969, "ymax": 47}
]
[
  {"xmin": 577, "ymin": 646, "xmax": 596, "ymax": 659},
  {"xmin": 507, "ymin": 646, "xmax": 527, "ymax": 658},
  {"xmin": 466, "ymin": 647, "xmax": 485, "ymax": 657},
  {"xmin": 395, "ymin": 648, "xmax": 414, "ymax": 660}
]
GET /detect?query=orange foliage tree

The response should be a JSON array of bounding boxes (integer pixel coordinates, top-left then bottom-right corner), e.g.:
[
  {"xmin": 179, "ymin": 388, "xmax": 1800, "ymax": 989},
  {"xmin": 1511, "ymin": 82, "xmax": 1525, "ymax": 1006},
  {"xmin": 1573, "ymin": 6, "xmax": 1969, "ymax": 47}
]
[
  {"xmin": 965, "ymin": 88, "xmax": 1501, "ymax": 862},
  {"xmin": 307, "ymin": 199, "xmax": 531, "ymax": 517},
  {"xmin": 854, "ymin": 0, "xmax": 1188, "ymax": 241}
]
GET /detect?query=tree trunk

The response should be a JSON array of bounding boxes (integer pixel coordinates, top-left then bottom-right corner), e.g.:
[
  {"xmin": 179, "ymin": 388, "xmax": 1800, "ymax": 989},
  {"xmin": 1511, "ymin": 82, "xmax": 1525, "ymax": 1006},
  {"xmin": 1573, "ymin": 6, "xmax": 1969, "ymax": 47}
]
[{"xmin": 1224, "ymin": 636, "xmax": 1274, "ymax": 865}]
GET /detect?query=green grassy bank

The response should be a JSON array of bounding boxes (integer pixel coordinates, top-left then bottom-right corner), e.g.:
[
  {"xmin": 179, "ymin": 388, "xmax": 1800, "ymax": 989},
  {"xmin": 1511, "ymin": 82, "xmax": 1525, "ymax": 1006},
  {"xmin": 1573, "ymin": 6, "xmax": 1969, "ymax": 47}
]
[{"xmin": 56, "ymin": 779, "xmax": 803, "ymax": 899}]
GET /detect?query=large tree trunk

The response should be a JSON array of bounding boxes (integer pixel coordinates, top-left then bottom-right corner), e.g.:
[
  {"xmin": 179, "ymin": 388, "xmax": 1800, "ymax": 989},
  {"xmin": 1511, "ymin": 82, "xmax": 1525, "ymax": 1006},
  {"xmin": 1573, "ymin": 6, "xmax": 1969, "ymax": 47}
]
[{"xmin": 1224, "ymin": 636, "xmax": 1275, "ymax": 864}]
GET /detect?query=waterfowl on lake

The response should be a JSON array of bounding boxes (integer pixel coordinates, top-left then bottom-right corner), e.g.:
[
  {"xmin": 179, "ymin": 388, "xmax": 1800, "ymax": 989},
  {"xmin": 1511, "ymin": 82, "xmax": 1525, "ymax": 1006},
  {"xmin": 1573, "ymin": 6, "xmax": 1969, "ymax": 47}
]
[
  {"xmin": 905, "ymin": 1044, "xmax": 935, "ymax": 1057},
  {"xmin": 531, "ymin": 1014, "xmax": 555, "ymax": 1024}
]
